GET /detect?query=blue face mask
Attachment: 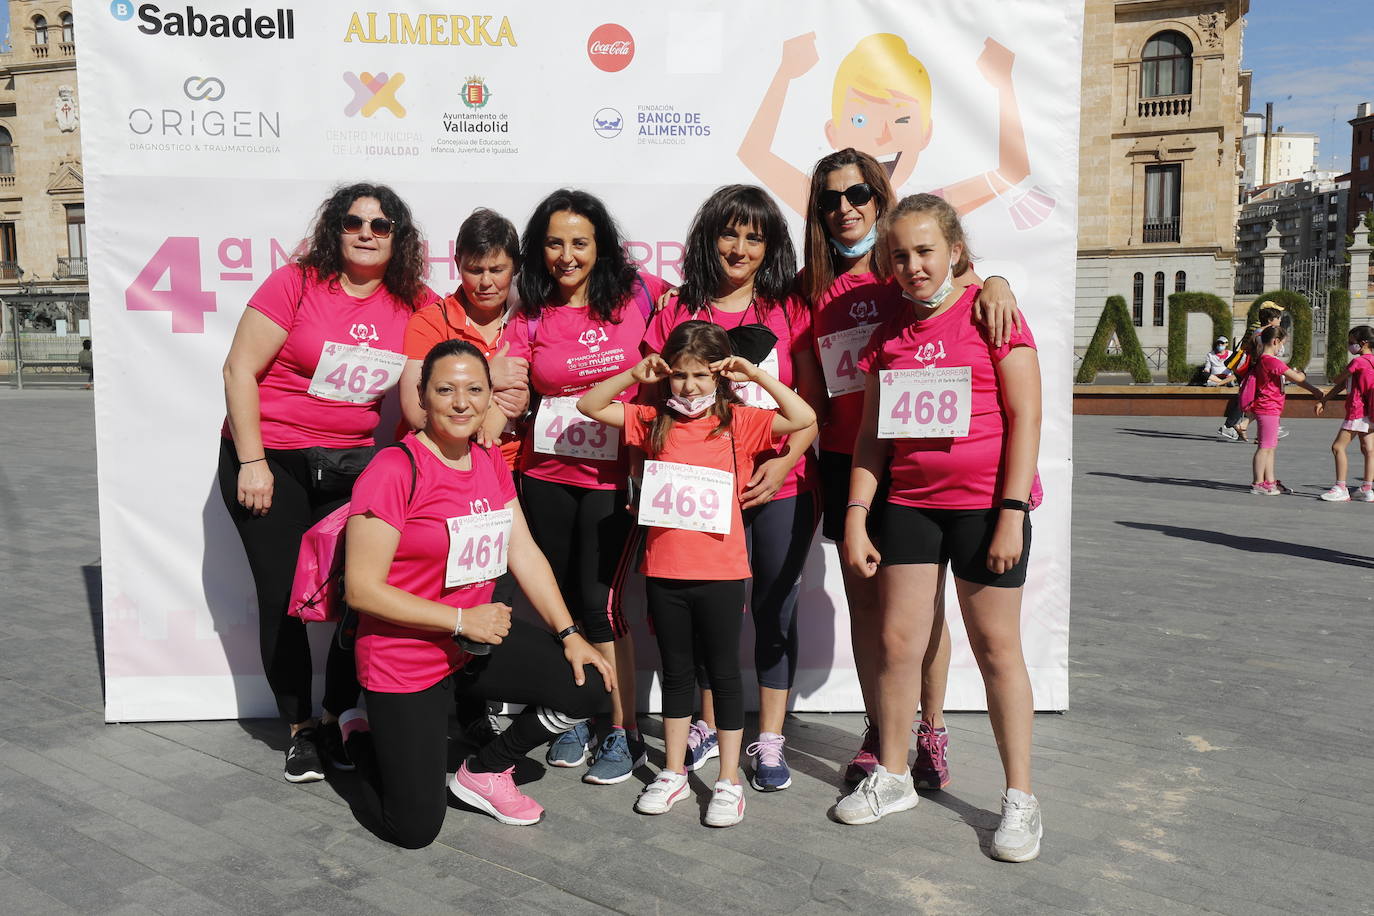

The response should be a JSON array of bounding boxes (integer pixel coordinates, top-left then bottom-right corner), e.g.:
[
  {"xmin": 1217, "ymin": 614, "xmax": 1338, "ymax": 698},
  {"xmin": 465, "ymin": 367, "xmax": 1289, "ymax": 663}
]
[
  {"xmin": 828, "ymin": 223, "xmax": 877, "ymax": 259},
  {"xmin": 902, "ymin": 261, "xmax": 957, "ymax": 308}
]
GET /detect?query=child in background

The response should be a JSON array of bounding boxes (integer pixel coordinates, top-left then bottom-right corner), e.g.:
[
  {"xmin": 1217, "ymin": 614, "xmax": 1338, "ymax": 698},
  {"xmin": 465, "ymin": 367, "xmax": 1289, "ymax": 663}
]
[
  {"xmin": 1247, "ymin": 325, "xmax": 1322, "ymax": 495},
  {"xmin": 576, "ymin": 321, "xmax": 815, "ymax": 827},
  {"xmin": 1316, "ymin": 325, "xmax": 1374, "ymax": 502}
]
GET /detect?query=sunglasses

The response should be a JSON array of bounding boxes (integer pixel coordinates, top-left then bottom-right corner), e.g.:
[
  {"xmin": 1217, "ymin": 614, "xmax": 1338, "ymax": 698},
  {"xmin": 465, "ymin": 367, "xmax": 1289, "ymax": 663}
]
[
  {"xmin": 818, "ymin": 182, "xmax": 876, "ymax": 213},
  {"xmin": 341, "ymin": 214, "xmax": 396, "ymax": 238}
]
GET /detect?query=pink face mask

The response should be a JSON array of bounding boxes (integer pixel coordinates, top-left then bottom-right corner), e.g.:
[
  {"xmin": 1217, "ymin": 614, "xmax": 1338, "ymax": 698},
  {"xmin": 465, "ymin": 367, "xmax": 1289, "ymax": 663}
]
[{"xmin": 665, "ymin": 393, "xmax": 716, "ymax": 417}]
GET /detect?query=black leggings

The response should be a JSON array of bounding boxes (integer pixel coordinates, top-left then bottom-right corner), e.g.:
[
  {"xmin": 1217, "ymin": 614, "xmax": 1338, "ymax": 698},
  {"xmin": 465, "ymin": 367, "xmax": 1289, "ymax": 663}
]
[
  {"xmin": 520, "ymin": 475, "xmax": 634, "ymax": 643},
  {"xmin": 1222, "ymin": 394, "xmax": 1244, "ymax": 428},
  {"xmin": 348, "ymin": 618, "xmax": 606, "ymax": 849},
  {"xmin": 216, "ymin": 438, "xmax": 360, "ymax": 723},
  {"xmin": 648, "ymin": 578, "xmax": 747, "ymax": 731}
]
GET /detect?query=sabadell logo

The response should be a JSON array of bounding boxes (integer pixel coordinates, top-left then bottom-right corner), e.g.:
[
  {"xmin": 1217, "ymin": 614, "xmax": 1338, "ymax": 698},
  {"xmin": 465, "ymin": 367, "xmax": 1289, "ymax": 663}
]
[
  {"xmin": 587, "ymin": 23, "xmax": 633, "ymax": 73},
  {"xmin": 109, "ymin": 1, "xmax": 296, "ymax": 39}
]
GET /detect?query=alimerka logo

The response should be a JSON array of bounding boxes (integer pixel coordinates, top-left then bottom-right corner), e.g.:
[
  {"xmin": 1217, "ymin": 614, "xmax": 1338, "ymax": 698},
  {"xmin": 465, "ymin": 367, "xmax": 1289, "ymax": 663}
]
[
  {"xmin": 344, "ymin": 12, "xmax": 516, "ymax": 46},
  {"xmin": 111, "ymin": 2, "xmax": 296, "ymax": 39},
  {"xmin": 344, "ymin": 72, "xmax": 406, "ymax": 118}
]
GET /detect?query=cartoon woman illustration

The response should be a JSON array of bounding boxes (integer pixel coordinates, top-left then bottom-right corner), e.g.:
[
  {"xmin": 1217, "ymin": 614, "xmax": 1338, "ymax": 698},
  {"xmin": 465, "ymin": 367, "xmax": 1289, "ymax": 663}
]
[{"xmin": 739, "ymin": 32, "xmax": 1053, "ymax": 229}]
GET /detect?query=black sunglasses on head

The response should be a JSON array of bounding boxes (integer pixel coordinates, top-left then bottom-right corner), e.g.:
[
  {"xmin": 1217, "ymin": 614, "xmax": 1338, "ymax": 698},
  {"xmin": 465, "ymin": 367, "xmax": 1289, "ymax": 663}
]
[
  {"xmin": 818, "ymin": 182, "xmax": 875, "ymax": 213},
  {"xmin": 342, "ymin": 214, "xmax": 396, "ymax": 238}
]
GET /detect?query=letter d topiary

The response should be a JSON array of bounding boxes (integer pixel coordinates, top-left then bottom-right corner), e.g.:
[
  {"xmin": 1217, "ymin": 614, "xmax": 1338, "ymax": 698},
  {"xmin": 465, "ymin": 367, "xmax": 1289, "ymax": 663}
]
[
  {"xmin": 1166, "ymin": 292, "xmax": 1232, "ymax": 382},
  {"xmin": 1076, "ymin": 295, "xmax": 1151, "ymax": 383}
]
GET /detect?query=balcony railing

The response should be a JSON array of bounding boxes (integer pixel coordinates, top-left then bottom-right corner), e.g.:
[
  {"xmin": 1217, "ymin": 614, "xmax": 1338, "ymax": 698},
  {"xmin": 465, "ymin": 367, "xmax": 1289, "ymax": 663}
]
[
  {"xmin": 0, "ymin": 260, "xmax": 18, "ymax": 281},
  {"xmin": 0, "ymin": 175, "xmax": 14, "ymax": 190},
  {"xmin": 55, "ymin": 257, "xmax": 88, "ymax": 279},
  {"xmin": 1142, "ymin": 216, "xmax": 1181, "ymax": 243},
  {"xmin": 1137, "ymin": 95, "xmax": 1192, "ymax": 118}
]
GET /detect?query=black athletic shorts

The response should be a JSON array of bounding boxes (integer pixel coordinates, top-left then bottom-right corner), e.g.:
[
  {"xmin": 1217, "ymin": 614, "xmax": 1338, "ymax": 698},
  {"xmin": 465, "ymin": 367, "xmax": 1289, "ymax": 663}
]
[
  {"xmin": 819, "ymin": 449, "xmax": 889, "ymax": 543},
  {"xmin": 879, "ymin": 503, "xmax": 1031, "ymax": 588}
]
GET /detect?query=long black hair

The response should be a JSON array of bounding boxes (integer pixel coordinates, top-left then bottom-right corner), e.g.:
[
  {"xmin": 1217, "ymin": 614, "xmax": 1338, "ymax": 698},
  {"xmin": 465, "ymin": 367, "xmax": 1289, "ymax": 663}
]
[
  {"xmin": 297, "ymin": 182, "xmax": 428, "ymax": 308},
  {"xmin": 677, "ymin": 184, "xmax": 797, "ymax": 315},
  {"xmin": 515, "ymin": 188, "xmax": 636, "ymax": 321}
]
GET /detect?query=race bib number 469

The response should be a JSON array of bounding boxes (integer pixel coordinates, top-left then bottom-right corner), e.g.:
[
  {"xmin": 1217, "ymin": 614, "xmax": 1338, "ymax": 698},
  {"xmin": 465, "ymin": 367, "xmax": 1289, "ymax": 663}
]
[
  {"xmin": 877, "ymin": 366, "xmax": 972, "ymax": 439},
  {"xmin": 446, "ymin": 509, "xmax": 514, "ymax": 589},
  {"xmin": 308, "ymin": 342, "xmax": 405, "ymax": 404},
  {"xmin": 532, "ymin": 396, "xmax": 620, "ymax": 461},
  {"xmin": 638, "ymin": 460, "xmax": 734, "ymax": 535}
]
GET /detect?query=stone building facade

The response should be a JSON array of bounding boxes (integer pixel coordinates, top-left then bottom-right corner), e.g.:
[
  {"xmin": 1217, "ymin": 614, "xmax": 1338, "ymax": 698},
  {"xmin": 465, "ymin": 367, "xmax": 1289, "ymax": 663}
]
[
  {"xmin": 0, "ymin": 0, "xmax": 86, "ymax": 330},
  {"xmin": 1075, "ymin": 0, "xmax": 1249, "ymax": 355}
]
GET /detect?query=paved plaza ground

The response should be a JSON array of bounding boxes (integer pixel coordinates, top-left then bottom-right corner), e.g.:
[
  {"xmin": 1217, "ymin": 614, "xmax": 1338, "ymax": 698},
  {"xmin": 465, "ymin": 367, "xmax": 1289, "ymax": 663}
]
[{"xmin": 1, "ymin": 390, "xmax": 1370, "ymax": 915}]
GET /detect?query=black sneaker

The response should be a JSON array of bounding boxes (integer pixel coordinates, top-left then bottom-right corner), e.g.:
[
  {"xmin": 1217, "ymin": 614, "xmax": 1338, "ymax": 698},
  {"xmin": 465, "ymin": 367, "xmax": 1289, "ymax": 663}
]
[
  {"xmin": 284, "ymin": 727, "xmax": 326, "ymax": 783},
  {"xmin": 462, "ymin": 713, "xmax": 503, "ymax": 748},
  {"xmin": 318, "ymin": 719, "xmax": 355, "ymax": 771}
]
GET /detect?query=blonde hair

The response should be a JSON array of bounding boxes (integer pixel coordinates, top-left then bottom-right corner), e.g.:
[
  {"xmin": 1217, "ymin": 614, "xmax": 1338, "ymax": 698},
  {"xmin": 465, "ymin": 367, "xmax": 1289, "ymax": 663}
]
[{"xmin": 831, "ymin": 34, "xmax": 933, "ymax": 133}]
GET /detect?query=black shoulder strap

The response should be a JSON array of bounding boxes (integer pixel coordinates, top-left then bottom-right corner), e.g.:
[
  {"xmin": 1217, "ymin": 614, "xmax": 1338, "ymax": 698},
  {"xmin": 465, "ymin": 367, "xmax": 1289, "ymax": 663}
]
[{"xmin": 383, "ymin": 440, "xmax": 419, "ymax": 505}]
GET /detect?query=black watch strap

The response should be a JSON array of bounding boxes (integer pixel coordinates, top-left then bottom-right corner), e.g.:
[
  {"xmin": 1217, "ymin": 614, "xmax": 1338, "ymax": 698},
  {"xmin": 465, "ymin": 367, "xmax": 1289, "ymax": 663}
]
[
  {"xmin": 1000, "ymin": 498, "xmax": 1031, "ymax": 512},
  {"xmin": 556, "ymin": 624, "xmax": 581, "ymax": 642}
]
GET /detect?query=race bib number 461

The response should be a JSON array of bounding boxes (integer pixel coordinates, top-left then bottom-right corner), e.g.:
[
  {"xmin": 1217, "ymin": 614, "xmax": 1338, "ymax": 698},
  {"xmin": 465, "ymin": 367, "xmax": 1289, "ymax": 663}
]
[
  {"xmin": 638, "ymin": 460, "xmax": 734, "ymax": 535},
  {"xmin": 877, "ymin": 366, "xmax": 972, "ymax": 439},
  {"xmin": 446, "ymin": 509, "xmax": 514, "ymax": 589},
  {"xmin": 532, "ymin": 396, "xmax": 620, "ymax": 461},
  {"xmin": 308, "ymin": 342, "xmax": 405, "ymax": 404}
]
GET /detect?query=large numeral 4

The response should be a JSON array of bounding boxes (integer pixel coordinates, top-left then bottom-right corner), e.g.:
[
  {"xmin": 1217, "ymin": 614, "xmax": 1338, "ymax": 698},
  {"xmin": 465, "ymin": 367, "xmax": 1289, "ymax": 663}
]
[{"xmin": 126, "ymin": 237, "xmax": 217, "ymax": 333}]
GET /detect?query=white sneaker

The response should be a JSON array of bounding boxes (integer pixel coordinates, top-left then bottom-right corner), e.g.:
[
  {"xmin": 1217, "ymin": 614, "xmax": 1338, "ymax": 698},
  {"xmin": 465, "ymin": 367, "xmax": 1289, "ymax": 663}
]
[
  {"xmin": 990, "ymin": 788, "xmax": 1043, "ymax": 862},
  {"xmin": 833, "ymin": 764, "xmax": 918, "ymax": 825},
  {"xmin": 704, "ymin": 780, "xmax": 745, "ymax": 827},
  {"xmin": 1320, "ymin": 485, "xmax": 1351, "ymax": 502},
  {"xmin": 1277, "ymin": 426, "xmax": 1289, "ymax": 440},
  {"xmin": 635, "ymin": 770, "xmax": 690, "ymax": 815},
  {"xmin": 1217, "ymin": 425, "xmax": 1239, "ymax": 441},
  {"xmin": 1359, "ymin": 484, "xmax": 1374, "ymax": 502}
]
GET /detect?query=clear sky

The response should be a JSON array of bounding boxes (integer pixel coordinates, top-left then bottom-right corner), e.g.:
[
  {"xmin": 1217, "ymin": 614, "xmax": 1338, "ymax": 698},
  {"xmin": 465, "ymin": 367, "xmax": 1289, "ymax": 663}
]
[{"xmin": 1243, "ymin": 1, "xmax": 1373, "ymax": 175}]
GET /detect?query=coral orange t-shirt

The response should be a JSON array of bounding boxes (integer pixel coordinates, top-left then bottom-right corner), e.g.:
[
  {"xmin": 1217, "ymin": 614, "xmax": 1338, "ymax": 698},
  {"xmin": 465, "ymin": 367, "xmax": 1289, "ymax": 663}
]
[{"xmin": 623, "ymin": 403, "xmax": 775, "ymax": 581}]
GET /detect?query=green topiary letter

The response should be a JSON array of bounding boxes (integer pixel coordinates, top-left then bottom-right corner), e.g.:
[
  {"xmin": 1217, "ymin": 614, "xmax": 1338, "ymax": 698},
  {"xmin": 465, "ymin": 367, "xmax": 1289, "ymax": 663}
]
[
  {"xmin": 1076, "ymin": 295, "xmax": 1152, "ymax": 383},
  {"xmin": 1166, "ymin": 292, "xmax": 1233, "ymax": 382},
  {"xmin": 1326, "ymin": 289, "xmax": 1351, "ymax": 381},
  {"xmin": 1248, "ymin": 291, "xmax": 1312, "ymax": 372}
]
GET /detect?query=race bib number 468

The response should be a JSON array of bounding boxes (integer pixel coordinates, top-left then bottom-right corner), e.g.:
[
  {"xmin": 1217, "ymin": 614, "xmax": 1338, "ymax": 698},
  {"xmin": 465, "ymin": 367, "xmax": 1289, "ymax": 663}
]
[
  {"xmin": 638, "ymin": 460, "xmax": 734, "ymax": 535},
  {"xmin": 877, "ymin": 366, "xmax": 972, "ymax": 439}
]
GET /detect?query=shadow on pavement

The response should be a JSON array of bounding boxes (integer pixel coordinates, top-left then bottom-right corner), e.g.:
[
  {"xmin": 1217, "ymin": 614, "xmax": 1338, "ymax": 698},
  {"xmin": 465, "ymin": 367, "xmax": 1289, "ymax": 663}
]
[
  {"xmin": 1117, "ymin": 521, "xmax": 1374, "ymax": 569},
  {"xmin": 1089, "ymin": 471, "xmax": 1252, "ymax": 493},
  {"xmin": 1114, "ymin": 426, "xmax": 1224, "ymax": 442},
  {"xmin": 82, "ymin": 561, "xmax": 105, "ymax": 700}
]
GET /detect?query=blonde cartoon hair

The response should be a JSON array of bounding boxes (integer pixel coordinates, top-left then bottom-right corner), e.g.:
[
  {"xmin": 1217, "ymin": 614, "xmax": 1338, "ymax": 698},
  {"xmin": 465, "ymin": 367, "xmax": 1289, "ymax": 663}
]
[{"xmin": 831, "ymin": 34, "xmax": 933, "ymax": 133}]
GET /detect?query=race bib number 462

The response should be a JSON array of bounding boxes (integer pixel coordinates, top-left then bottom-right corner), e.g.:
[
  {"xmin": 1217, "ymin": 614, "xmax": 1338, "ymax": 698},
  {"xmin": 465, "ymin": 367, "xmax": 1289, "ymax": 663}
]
[
  {"xmin": 446, "ymin": 509, "xmax": 514, "ymax": 589},
  {"xmin": 877, "ymin": 366, "xmax": 972, "ymax": 439},
  {"xmin": 638, "ymin": 460, "xmax": 734, "ymax": 535},
  {"xmin": 308, "ymin": 342, "xmax": 405, "ymax": 404},
  {"xmin": 532, "ymin": 396, "xmax": 620, "ymax": 461}
]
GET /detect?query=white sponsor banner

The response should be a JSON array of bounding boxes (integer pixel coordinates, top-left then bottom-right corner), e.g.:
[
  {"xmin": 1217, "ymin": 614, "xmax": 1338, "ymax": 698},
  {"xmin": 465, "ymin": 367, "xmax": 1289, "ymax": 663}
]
[{"xmin": 80, "ymin": 0, "xmax": 1081, "ymax": 720}]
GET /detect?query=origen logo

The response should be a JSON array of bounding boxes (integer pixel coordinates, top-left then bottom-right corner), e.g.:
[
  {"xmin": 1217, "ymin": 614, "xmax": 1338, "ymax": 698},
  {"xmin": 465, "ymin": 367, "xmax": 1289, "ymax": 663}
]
[
  {"xmin": 587, "ymin": 23, "xmax": 633, "ymax": 73},
  {"xmin": 183, "ymin": 76, "xmax": 225, "ymax": 102},
  {"xmin": 592, "ymin": 107, "xmax": 622, "ymax": 139},
  {"xmin": 343, "ymin": 71, "xmax": 406, "ymax": 118}
]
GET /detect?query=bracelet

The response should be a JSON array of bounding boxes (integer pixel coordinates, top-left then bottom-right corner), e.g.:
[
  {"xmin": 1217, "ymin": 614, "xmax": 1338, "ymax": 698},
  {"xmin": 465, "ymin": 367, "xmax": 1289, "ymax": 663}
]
[
  {"xmin": 846, "ymin": 499, "xmax": 871, "ymax": 512},
  {"xmin": 556, "ymin": 624, "xmax": 581, "ymax": 642},
  {"xmin": 453, "ymin": 607, "xmax": 464, "ymax": 637},
  {"xmin": 1000, "ymin": 498, "xmax": 1031, "ymax": 512},
  {"xmin": 238, "ymin": 457, "xmax": 266, "ymax": 466}
]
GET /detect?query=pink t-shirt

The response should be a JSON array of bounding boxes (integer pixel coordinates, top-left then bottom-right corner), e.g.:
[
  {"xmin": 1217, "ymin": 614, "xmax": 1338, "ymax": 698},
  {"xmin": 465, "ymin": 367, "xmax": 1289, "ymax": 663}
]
[
  {"xmin": 1251, "ymin": 354, "xmax": 1290, "ymax": 416},
  {"xmin": 643, "ymin": 296, "xmax": 818, "ymax": 500},
  {"xmin": 808, "ymin": 271, "xmax": 905, "ymax": 455},
  {"xmin": 225, "ymin": 265, "xmax": 422, "ymax": 449},
  {"xmin": 349, "ymin": 434, "xmax": 518, "ymax": 693},
  {"xmin": 505, "ymin": 274, "xmax": 664, "ymax": 490},
  {"xmin": 1346, "ymin": 354, "xmax": 1374, "ymax": 422},
  {"xmin": 858, "ymin": 285, "xmax": 1037, "ymax": 510}
]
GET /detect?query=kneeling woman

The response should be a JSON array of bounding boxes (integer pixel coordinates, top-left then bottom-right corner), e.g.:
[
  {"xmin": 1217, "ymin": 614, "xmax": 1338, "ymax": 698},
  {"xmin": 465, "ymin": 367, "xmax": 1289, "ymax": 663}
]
[{"xmin": 341, "ymin": 339, "xmax": 614, "ymax": 848}]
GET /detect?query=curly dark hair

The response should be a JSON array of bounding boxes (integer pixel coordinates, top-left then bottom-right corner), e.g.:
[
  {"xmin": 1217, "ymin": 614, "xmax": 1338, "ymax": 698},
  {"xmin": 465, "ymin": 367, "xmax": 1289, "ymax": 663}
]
[
  {"xmin": 676, "ymin": 184, "xmax": 797, "ymax": 318},
  {"xmin": 296, "ymin": 182, "xmax": 429, "ymax": 308},
  {"xmin": 515, "ymin": 188, "xmax": 637, "ymax": 322}
]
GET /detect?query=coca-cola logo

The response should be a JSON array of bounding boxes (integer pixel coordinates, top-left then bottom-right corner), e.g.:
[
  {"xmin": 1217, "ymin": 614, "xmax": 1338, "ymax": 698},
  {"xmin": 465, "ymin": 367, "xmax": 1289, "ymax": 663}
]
[{"xmin": 587, "ymin": 23, "xmax": 634, "ymax": 72}]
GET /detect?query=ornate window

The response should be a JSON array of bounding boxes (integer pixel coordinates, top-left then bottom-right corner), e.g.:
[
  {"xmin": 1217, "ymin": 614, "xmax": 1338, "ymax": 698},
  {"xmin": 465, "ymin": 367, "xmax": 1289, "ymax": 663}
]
[
  {"xmin": 1132, "ymin": 272, "xmax": 1144, "ymax": 326},
  {"xmin": 1153, "ymin": 272, "xmax": 1166, "ymax": 326},
  {"xmin": 1174, "ymin": 271, "xmax": 1187, "ymax": 293},
  {"xmin": 1144, "ymin": 164, "xmax": 1182, "ymax": 242},
  {"xmin": 1141, "ymin": 31, "xmax": 1192, "ymax": 99},
  {"xmin": 61, "ymin": 13, "xmax": 74, "ymax": 44},
  {"xmin": 33, "ymin": 15, "xmax": 48, "ymax": 46},
  {"xmin": 0, "ymin": 126, "xmax": 13, "ymax": 174}
]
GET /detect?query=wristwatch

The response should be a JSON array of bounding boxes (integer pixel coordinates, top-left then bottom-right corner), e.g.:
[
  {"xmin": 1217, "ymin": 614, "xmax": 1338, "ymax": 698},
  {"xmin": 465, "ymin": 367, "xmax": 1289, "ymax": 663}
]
[{"xmin": 556, "ymin": 624, "xmax": 582, "ymax": 642}]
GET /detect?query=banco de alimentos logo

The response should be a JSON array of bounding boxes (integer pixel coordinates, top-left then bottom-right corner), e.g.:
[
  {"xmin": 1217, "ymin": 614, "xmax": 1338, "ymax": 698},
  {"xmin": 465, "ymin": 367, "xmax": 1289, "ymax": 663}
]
[
  {"xmin": 109, "ymin": 1, "xmax": 296, "ymax": 39},
  {"xmin": 344, "ymin": 72, "xmax": 406, "ymax": 118}
]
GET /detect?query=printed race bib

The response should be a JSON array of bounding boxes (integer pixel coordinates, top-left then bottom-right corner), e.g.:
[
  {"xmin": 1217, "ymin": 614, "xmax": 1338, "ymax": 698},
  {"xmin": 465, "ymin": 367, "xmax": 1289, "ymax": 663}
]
[
  {"xmin": 818, "ymin": 325, "xmax": 875, "ymax": 397},
  {"xmin": 877, "ymin": 366, "xmax": 972, "ymax": 439},
  {"xmin": 638, "ymin": 460, "xmax": 733, "ymax": 535},
  {"xmin": 308, "ymin": 342, "xmax": 406, "ymax": 404},
  {"xmin": 733, "ymin": 348, "xmax": 781, "ymax": 409},
  {"xmin": 445, "ymin": 509, "xmax": 513, "ymax": 588},
  {"xmin": 532, "ymin": 396, "xmax": 620, "ymax": 461}
]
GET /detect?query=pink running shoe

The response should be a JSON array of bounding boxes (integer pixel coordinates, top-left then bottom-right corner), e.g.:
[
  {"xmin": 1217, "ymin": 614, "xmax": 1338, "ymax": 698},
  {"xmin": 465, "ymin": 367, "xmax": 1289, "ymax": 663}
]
[
  {"xmin": 912, "ymin": 721, "xmax": 951, "ymax": 790},
  {"xmin": 844, "ymin": 718, "xmax": 880, "ymax": 785},
  {"xmin": 450, "ymin": 758, "xmax": 543, "ymax": 826}
]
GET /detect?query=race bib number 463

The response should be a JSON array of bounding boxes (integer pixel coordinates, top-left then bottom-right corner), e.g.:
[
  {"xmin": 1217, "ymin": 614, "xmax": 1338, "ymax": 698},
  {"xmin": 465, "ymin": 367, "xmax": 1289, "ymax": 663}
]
[
  {"xmin": 877, "ymin": 366, "xmax": 972, "ymax": 439},
  {"xmin": 638, "ymin": 460, "xmax": 734, "ymax": 535},
  {"xmin": 308, "ymin": 342, "xmax": 405, "ymax": 404},
  {"xmin": 446, "ymin": 509, "xmax": 514, "ymax": 589},
  {"xmin": 532, "ymin": 396, "xmax": 620, "ymax": 461}
]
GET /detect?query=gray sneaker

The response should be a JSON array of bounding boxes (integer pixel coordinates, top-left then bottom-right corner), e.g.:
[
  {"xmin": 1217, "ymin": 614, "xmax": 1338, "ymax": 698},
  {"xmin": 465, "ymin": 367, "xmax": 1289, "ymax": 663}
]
[
  {"xmin": 990, "ymin": 788, "xmax": 1042, "ymax": 862},
  {"xmin": 833, "ymin": 764, "xmax": 918, "ymax": 825},
  {"xmin": 1217, "ymin": 425, "xmax": 1239, "ymax": 441}
]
